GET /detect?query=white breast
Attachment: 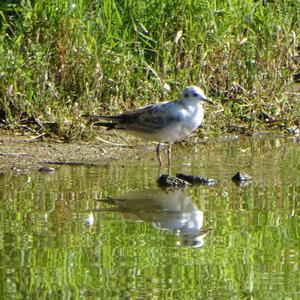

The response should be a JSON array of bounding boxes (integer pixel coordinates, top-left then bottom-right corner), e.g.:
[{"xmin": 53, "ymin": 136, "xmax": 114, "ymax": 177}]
[{"xmin": 127, "ymin": 102, "xmax": 204, "ymax": 143}]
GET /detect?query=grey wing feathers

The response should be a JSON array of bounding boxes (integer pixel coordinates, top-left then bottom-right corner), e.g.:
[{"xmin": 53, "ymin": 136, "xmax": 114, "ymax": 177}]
[
  {"xmin": 86, "ymin": 100, "xmax": 183, "ymax": 131},
  {"xmin": 85, "ymin": 112, "xmax": 143, "ymax": 130},
  {"xmin": 123, "ymin": 101, "xmax": 183, "ymax": 132}
]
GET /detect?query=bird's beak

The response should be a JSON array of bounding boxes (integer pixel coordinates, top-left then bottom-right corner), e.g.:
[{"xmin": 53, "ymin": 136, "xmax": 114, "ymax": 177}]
[{"xmin": 203, "ymin": 98, "xmax": 215, "ymax": 105}]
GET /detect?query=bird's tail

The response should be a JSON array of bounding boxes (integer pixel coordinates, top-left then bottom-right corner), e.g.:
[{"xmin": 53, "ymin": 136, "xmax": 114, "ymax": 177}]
[
  {"xmin": 93, "ymin": 121, "xmax": 116, "ymax": 129},
  {"xmin": 83, "ymin": 114, "xmax": 117, "ymax": 129},
  {"xmin": 82, "ymin": 114, "xmax": 118, "ymax": 120}
]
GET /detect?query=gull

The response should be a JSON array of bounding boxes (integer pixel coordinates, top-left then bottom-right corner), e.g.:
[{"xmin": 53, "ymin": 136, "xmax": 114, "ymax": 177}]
[{"xmin": 87, "ymin": 86, "xmax": 214, "ymax": 168}]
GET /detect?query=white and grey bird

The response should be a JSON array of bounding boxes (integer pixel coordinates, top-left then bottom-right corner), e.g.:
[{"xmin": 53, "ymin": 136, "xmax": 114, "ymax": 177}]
[{"xmin": 87, "ymin": 86, "xmax": 214, "ymax": 168}]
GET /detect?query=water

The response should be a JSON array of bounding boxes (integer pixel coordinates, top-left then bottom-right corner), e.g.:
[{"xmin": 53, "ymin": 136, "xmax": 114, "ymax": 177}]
[{"xmin": 1, "ymin": 136, "xmax": 300, "ymax": 299}]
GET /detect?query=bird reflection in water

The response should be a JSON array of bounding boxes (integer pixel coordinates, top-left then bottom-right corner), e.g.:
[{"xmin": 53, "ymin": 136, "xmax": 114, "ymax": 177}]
[{"xmin": 97, "ymin": 188, "xmax": 212, "ymax": 248}]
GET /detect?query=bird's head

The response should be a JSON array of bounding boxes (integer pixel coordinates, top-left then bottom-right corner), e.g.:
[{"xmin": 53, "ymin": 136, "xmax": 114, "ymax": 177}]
[{"xmin": 181, "ymin": 86, "xmax": 214, "ymax": 105}]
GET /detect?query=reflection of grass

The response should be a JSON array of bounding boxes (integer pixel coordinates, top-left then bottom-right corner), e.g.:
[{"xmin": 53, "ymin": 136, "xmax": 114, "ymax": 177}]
[{"xmin": 0, "ymin": 0, "xmax": 299, "ymax": 139}]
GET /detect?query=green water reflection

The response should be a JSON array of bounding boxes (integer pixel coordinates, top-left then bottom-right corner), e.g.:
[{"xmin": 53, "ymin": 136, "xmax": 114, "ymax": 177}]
[{"xmin": 0, "ymin": 137, "xmax": 300, "ymax": 299}]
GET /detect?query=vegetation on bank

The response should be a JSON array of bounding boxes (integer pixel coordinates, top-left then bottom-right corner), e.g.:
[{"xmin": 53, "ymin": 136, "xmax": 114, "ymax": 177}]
[{"xmin": 0, "ymin": 0, "xmax": 299, "ymax": 140}]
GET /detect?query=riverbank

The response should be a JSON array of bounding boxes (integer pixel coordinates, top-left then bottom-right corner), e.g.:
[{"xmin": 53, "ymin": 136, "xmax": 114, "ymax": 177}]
[
  {"xmin": 0, "ymin": 0, "xmax": 299, "ymax": 137},
  {"xmin": 0, "ymin": 129, "xmax": 295, "ymax": 173},
  {"xmin": 0, "ymin": 132, "xmax": 134, "ymax": 172}
]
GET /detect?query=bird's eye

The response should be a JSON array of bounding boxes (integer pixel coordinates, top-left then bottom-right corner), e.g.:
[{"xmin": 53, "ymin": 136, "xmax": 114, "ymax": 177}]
[{"xmin": 192, "ymin": 92, "xmax": 198, "ymax": 97}]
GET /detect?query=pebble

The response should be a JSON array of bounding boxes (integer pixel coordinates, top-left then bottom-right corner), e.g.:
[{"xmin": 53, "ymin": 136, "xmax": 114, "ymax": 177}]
[{"xmin": 38, "ymin": 166, "xmax": 55, "ymax": 173}]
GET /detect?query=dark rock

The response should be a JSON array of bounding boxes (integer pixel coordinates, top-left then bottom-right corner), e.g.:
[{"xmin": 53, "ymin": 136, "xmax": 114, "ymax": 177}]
[
  {"xmin": 232, "ymin": 172, "xmax": 252, "ymax": 182},
  {"xmin": 176, "ymin": 173, "xmax": 217, "ymax": 186},
  {"xmin": 38, "ymin": 166, "xmax": 55, "ymax": 173},
  {"xmin": 157, "ymin": 174, "xmax": 189, "ymax": 188}
]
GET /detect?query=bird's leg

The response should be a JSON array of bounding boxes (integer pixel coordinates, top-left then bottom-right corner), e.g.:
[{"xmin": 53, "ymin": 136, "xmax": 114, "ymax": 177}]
[
  {"xmin": 167, "ymin": 143, "xmax": 172, "ymax": 175},
  {"xmin": 156, "ymin": 143, "xmax": 163, "ymax": 169}
]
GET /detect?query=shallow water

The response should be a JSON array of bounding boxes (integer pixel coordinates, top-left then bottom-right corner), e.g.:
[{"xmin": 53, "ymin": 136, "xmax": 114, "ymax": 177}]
[{"xmin": 1, "ymin": 136, "xmax": 300, "ymax": 299}]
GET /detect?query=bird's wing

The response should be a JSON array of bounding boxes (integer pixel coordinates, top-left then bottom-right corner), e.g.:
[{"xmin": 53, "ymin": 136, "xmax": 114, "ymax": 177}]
[
  {"xmin": 116, "ymin": 100, "xmax": 184, "ymax": 132},
  {"xmin": 86, "ymin": 100, "xmax": 185, "ymax": 132},
  {"xmin": 83, "ymin": 102, "xmax": 167, "ymax": 121}
]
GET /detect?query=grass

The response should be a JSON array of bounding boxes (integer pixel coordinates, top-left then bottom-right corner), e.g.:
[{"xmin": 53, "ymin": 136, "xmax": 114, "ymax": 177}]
[{"xmin": 0, "ymin": 0, "xmax": 299, "ymax": 140}]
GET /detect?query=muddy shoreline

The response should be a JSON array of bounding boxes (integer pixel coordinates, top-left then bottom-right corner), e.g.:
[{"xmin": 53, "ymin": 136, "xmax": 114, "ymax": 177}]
[
  {"xmin": 0, "ymin": 130, "xmax": 290, "ymax": 173},
  {"xmin": 0, "ymin": 132, "xmax": 157, "ymax": 172}
]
